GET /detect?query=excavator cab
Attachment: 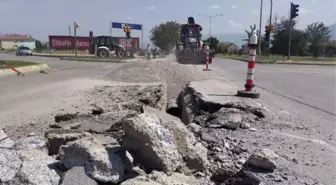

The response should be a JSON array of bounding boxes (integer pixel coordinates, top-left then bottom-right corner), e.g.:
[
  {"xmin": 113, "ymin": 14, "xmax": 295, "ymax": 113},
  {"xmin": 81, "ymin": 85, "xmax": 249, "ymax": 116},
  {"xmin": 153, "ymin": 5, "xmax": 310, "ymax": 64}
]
[
  {"xmin": 89, "ymin": 32, "xmax": 126, "ymax": 58},
  {"xmin": 175, "ymin": 17, "xmax": 211, "ymax": 64}
]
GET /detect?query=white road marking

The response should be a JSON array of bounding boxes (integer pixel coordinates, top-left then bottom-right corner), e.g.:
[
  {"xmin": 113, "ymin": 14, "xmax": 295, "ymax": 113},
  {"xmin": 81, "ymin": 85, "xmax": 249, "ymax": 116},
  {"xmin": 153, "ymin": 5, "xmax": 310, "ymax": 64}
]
[{"xmin": 273, "ymin": 130, "xmax": 336, "ymax": 153}]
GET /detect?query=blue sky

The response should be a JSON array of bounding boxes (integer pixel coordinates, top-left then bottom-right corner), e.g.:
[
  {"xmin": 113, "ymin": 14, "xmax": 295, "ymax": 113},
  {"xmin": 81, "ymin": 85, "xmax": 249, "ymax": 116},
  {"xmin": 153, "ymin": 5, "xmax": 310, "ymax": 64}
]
[{"xmin": 0, "ymin": 0, "xmax": 335, "ymax": 44}]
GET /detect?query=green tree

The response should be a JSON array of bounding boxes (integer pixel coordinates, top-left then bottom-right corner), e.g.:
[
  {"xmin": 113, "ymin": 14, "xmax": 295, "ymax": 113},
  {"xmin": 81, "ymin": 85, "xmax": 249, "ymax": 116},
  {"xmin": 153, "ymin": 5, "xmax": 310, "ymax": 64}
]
[
  {"xmin": 270, "ymin": 17, "xmax": 308, "ymax": 56},
  {"xmin": 35, "ymin": 40, "xmax": 42, "ymax": 51},
  {"xmin": 305, "ymin": 22, "xmax": 331, "ymax": 58},
  {"xmin": 150, "ymin": 21, "xmax": 180, "ymax": 52},
  {"xmin": 216, "ymin": 42, "xmax": 230, "ymax": 54},
  {"xmin": 203, "ymin": 36, "xmax": 219, "ymax": 50}
]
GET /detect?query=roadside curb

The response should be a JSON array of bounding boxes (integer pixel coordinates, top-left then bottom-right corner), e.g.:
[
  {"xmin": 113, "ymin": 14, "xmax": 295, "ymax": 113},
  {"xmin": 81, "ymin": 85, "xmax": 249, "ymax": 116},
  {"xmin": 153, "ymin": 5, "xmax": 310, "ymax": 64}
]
[
  {"xmin": 33, "ymin": 53, "xmax": 95, "ymax": 58},
  {"xmin": 60, "ymin": 57, "xmax": 126, "ymax": 63},
  {"xmin": 0, "ymin": 64, "xmax": 50, "ymax": 77},
  {"xmin": 60, "ymin": 57, "xmax": 146, "ymax": 63},
  {"xmin": 219, "ymin": 57, "xmax": 336, "ymax": 66}
]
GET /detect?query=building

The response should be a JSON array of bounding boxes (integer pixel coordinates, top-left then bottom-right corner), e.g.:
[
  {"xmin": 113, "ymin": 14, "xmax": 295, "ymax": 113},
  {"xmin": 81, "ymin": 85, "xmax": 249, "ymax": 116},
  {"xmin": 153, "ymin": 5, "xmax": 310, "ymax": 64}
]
[
  {"xmin": 0, "ymin": 34, "xmax": 36, "ymax": 50},
  {"xmin": 321, "ymin": 40, "xmax": 336, "ymax": 56}
]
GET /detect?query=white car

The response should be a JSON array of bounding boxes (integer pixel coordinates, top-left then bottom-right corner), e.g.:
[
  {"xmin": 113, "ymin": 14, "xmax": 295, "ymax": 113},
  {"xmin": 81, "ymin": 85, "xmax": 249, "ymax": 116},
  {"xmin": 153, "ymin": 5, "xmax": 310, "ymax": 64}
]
[{"xmin": 16, "ymin": 46, "xmax": 33, "ymax": 56}]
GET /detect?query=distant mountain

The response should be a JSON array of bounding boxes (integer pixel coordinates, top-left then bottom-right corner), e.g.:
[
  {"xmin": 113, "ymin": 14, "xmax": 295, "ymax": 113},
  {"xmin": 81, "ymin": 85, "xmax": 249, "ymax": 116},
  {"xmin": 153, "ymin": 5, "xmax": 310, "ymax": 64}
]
[
  {"xmin": 328, "ymin": 23, "xmax": 335, "ymax": 40},
  {"xmin": 213, "ymin": 33, "xmax": 247, "ymax": 46}
]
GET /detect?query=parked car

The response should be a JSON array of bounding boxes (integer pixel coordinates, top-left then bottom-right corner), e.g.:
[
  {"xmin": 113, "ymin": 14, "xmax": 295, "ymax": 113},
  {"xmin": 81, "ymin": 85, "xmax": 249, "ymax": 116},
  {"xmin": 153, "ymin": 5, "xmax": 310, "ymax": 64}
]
[{"xmin": 16, "ymin": 46, "xmax": 33, "ymax": 56}]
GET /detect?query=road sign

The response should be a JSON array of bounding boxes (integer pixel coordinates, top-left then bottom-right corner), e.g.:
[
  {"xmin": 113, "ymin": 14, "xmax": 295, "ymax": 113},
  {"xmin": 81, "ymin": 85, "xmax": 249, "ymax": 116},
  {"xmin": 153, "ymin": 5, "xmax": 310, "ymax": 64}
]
[{"xmin": 112, "ymin": 22, "xmax": 142, "ymax": 30}]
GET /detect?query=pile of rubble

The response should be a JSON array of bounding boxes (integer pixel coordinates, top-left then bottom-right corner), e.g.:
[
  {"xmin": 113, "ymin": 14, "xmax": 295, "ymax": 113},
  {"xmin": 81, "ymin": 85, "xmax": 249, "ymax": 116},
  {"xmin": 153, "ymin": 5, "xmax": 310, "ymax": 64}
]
[{"xmin": 0, "ymin": 81, "xmax": 282, "ymax": 185}]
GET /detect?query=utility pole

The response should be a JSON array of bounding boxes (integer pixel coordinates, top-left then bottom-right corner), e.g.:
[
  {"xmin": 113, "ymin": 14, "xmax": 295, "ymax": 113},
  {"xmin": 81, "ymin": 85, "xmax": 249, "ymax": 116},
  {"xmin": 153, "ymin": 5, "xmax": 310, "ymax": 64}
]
[
  {"xmin": 74, "ymin": 22, "xmax": 80, "ymax": 57},
  {"xmin": 109, "ymin": 21, "xmax": 112, "ymax": 37},
  {"xmin": 68, "ymin": 26, "xmax": 71, "ymax": 36},
  {"xmin": 198, "ymin": 13, "xmax": 223, "ymax": 49},
  {"xmin": 267, "ymin": 0, "xmax": 273, "ymax": 57},
  {"xmin": 258, "ymin": 0, "xmax": 263, "ymax": 55}
]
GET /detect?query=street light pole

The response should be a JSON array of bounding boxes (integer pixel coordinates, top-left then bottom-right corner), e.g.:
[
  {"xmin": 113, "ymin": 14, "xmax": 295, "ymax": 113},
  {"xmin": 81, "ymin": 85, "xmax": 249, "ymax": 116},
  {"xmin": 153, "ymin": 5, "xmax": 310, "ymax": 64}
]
[
  {"xmin": 198, "ymin": 13, "xmax": 223, "ymax": 49},
  {"xmin": 74, "ymin": 22, "xmax": 77, "ymax": 56},
  {"xmin": 258, "ymin": 0, "xmax": 263, "ymax": 55},
  {"xmin": 267, "ymin": 0, "xmax": 273, "ymax": 57}
]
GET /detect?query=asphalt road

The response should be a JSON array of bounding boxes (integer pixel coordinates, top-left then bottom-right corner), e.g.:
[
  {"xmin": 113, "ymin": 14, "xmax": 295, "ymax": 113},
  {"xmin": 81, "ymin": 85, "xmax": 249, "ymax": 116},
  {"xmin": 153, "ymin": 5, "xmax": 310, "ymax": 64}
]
[
  {"xmin": 0, "ymin": 53, "xmax": 126, "ymax": 132},
  {"xmin": 212, "ymin": 57, "xmax": 336, "ymax": 116},
  {"xmin": 0, "ymin": 53, "xmax": 335, "ymax": 184},
  {"xmin": 199, "ymin": 57, "xmax": 336, "ymax": 184}
]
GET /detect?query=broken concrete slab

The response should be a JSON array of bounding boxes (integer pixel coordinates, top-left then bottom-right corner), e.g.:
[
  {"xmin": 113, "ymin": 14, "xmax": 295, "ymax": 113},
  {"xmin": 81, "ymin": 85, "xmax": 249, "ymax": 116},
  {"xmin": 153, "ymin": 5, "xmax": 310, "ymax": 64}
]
[
  {"xmin": 122, "ymin": 113, "xmax": 183, "ymax": 173},
  {"xmin": 0, "ymin": 149, "xmax": 22, "ymax": 183},
  {"xmin": 58, "ymin": 137, "xmax": 129, "ymax": 183},
  {"xmin": 121, "ymin": 170, "xmax": 213, "ymax": 185},
  {"xmin": 51, "ymin": 111, "xmax": 137, "ymax": 135},
  {"xmin": 0, "ymin": 129, "xmax": 15, "ymax": 148},
  {"xmin": 122, "ymin": 106, "xmax": 209, "ymax": 173},
  {"xmin": 147, "ymin": 171, "xmax": 213, "ymax": 185},
  {"xmin": 178, "ymin": 79, "xmax": 265, "ymax": 125},
  {"xmin": 60, "ymin": 166, "xmax": 98, "ymax": 185},
  {"xmin": 246, "ymin": 148, "xmax": 279, "ymax": 171},
  {"xmin": 90, "ymin": 83, "xmax": 167, "ymax": 112},
  {"xmin": 10, "ymin": 149, "xmax": 61, "ymax": 185},
  {"xmin": 206, "ymin": 108, "xmax": 243, "ymax": 129},
  {"xmin": 120, "ymin": 176, "xmax": 161, "ymax": 185},
  {"xmin": 16, "ymin": 136, "xmax": 46, "ymax": 150},
  {"xmin": 45, "ymin": 129, "xmax": 91, "ymax": 155}
]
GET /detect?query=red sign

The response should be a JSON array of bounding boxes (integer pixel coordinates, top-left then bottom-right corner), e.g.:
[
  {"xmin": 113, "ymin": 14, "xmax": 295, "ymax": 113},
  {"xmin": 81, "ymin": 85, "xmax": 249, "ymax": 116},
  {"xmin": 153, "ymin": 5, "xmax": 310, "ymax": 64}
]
[
  {"xmin": 49, "ymin": 35, "xmax": 140, "ymax": 50},
  {"xmin": 49, "ymin": 36, "xmax": 89, "ymax": 50},
  {"xmin": 118, "ymin": 38, "xmax": 139, "ymax": 49}
]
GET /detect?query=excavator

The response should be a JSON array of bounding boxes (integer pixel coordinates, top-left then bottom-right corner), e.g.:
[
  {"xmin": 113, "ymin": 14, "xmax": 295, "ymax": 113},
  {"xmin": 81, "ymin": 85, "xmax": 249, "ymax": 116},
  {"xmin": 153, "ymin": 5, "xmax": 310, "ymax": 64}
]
[{"xmin": 175, "ymin": 17, "xmax": 214, "ymax": 64}]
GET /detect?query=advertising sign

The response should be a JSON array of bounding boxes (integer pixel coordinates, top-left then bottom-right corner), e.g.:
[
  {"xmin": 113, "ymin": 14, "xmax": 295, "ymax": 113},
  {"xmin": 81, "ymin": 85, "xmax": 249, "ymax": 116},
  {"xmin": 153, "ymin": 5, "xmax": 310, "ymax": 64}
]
[
  {"xmin": 112, "ymin": 22, "xmax": 142, "ymax": 30},
  {"xmin": 49, "ymin": 35, "xmax": 139, "ymax": 50},
  {"xmin": 117, "ymin": 37, "xmax": 139, "ymax": 49},
  {"xmin": 49, "ymin": 36, "xmax": 89, "ymax": 50}
]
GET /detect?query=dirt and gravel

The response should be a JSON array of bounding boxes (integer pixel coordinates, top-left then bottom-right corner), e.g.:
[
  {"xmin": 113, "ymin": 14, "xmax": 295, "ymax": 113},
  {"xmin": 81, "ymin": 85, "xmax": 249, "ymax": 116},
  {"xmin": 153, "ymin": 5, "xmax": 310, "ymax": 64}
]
[{"xmin": 0, "ymin": 55, "xmax": 333, "ymax": 185}]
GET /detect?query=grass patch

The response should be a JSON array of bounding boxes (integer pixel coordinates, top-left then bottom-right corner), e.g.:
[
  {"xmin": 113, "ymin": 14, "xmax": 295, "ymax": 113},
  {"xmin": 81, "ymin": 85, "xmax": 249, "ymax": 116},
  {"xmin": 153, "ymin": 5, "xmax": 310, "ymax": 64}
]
[
  {"xmin": 218, "ymin": 54, "xmax": 336, "ymax": 63},
  {"xmin": 1, "ymin": 60, "xmax": 38, "ymax": 68}
]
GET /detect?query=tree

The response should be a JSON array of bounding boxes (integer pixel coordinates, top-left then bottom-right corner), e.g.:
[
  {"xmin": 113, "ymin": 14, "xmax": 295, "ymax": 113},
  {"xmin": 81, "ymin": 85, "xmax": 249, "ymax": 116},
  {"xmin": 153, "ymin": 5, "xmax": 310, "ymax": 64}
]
[
  {"xmin": 203, "ymin": 37, "xmax": 219, "ymax": 51},
  {"xmin": 305, "ymin": 22, "xmax": 331, "ymax": 58},
  {"xmin": 150, "ymin": 21, "xmax": 180, "ymax": 52},
  {"xmin": 243, "ymin": 24, "xmax": 257, "ymax": 43},
  {"xmin": 270, "ymin": 17, "xmax": 309, "ymax": 56},
  {"xmin": 216, "ymin": 42, "xmax": 230, "ymax": 54},
  {"xmin": 35, "ymin": 40, "xmax": 42, "ymax": 51}
]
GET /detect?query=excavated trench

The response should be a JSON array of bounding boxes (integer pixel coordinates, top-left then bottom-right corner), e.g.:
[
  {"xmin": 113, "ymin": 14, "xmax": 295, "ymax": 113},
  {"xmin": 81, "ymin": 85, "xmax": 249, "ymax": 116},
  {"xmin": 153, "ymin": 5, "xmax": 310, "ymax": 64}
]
[
  {"xmin": 164, "ymin": 86, "xmax": 268, "ymax": 185},
  {"xmin": 51, "ymin": 83, "xmax": 268, "ymax": 185}
]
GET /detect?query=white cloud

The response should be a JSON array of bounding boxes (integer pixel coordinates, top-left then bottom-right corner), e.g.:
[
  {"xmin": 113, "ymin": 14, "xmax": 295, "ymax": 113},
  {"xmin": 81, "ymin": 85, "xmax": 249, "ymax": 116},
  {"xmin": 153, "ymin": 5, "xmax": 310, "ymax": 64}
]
[
  {"xmin": 231, "ymin": 5, "xmax": 237, "ymax": 9},
  {"xmin": 311, "ymin": 0, "xmax": 317, "ymax": 3},
  {"xmin": 228, "ymin": 20, "xmax": 243, "ymax": 29},
  {"xmin": 209, "ymin": 5, "xmax": 220, "ymax": 9},
  {"xmin": 145, "ymin": 5, "xmax": 156, "ymax": 10},
  {"xmin": 299, "ymin": 8, "xmax": 314, "ymax": 15}
]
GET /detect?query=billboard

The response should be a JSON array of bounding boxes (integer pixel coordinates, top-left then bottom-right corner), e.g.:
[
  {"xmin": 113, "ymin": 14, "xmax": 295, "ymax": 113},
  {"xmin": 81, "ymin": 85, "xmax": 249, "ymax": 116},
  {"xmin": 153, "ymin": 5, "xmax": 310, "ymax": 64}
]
[
  {"xmin": 112, "ymin": 22, "xmax": 142, "ymax": 30},
  {"xmin": 49, "ymin": 35, "xmax": 139, "ymax": 50},
  {"xmin": 116, "ymin": 37, "xmax": 139, "ymax": 49},
  {"xmin": 49, "ymin": 36, "xmax": 89, "ymax": 50}
]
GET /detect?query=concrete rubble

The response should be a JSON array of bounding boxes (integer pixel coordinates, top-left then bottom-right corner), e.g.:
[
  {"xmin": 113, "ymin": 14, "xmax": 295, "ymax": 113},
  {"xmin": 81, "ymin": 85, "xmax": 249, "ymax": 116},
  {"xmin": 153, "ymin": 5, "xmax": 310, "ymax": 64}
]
[{"xmin": 0, "ymin": 80, "xmax": 288, "ymax": 185}]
